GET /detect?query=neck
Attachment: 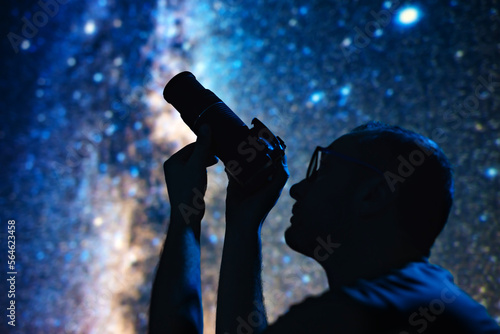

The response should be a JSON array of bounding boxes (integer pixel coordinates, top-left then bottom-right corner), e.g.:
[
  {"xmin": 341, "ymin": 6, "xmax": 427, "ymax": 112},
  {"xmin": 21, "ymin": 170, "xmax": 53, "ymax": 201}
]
[{"xmin": 320, "ymin": 240, "xmax": 420, "ymax": 290}]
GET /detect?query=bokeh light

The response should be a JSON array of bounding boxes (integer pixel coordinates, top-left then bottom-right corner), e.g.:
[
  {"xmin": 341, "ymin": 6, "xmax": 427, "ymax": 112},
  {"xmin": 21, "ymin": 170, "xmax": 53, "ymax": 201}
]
[{"xmin": 397, "ymin": 7, "xmax": 421, "ymax": 25}]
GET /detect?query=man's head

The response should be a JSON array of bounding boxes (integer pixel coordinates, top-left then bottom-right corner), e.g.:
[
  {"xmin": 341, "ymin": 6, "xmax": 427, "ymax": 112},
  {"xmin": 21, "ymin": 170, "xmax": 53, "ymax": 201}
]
[{"xmin": 285, "ymin": 121, "xmax": 454, "ymax": 270}]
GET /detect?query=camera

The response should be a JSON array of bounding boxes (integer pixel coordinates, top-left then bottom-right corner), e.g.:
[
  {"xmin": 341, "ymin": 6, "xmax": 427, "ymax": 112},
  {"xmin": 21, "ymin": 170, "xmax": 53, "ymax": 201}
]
[{"xmin": 163, "ymin": 71, "xmax": 286, "ymax": 192}]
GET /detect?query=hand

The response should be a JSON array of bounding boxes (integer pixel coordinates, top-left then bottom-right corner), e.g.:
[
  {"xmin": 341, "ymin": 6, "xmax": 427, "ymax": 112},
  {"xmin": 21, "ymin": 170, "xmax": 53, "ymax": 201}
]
[
  {"xmin": 163, "ymin": 125, "xmax": 218, "ymax": 226},
  {"xmin": 225, "ymin": 155, "xmax": 289, "ymax": 231}
]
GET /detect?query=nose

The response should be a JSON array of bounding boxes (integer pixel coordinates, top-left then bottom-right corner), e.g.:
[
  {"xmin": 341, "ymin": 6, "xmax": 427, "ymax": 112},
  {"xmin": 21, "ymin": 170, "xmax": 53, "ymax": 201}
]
[{"xmin": 290, "ymin": 178, "xmax": 308, "ymax": 200}]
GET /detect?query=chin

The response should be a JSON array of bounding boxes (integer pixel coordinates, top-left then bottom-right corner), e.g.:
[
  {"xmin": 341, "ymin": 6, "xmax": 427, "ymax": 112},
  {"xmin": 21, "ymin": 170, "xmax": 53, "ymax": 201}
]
[{"xmin": 284, "ymin": 225, "xmax": 311, "ymax": 257}]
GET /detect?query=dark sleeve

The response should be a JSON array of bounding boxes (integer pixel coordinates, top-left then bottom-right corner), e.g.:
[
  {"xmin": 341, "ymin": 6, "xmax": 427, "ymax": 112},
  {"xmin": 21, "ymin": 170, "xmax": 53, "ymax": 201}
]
[{"xmin": 263, "ymin": 292, "xmax": 374, "ymax": 334}]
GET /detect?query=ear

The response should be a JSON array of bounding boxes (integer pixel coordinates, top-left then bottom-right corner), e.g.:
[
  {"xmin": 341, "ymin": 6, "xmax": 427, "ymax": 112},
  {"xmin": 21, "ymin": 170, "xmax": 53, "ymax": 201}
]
[{"xmin": 356, "ymin": 176, "xmax": 396, "ymax": 217}]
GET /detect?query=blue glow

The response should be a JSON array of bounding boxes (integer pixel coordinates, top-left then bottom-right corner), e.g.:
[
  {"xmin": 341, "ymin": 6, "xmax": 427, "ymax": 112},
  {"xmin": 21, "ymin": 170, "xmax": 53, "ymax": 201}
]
[
  {"xmin": 397, "ymin": 7, "xmax": 421, "ymax": 25},
  {"xmin": 80, "ymin": 250, "xmax": 90, "ymax": 262},
  {"xmin": 93, "ymin": 72, "xmax": 103, "ymax": 82},
  {"xmin": 310, "ymin": 91, "xmax": 324, "ymax": 103},
  {"xmin": 99, "ymin": 163, "xmax": 107, "ymax": 173},
  {"xmin": 36, "ymin": 251, "xmax": 45, "ymax": 260},
  {"xmin": 130, "ymin": 166, "xmax": 139, "ymax": 178},
  {"xmin": 485, "ymin": 167, "xmax": 498, "ymax": 179},
  {"xmin": 340, "ymin": 85, "xmax": 351, "ymax": 96},
  {"xmin": 209, "ymin": 234, "xmax": 218, "ymax": 244},
  {"xmin": 383, "ymin": 1, "xmax": 393, "ymax": 9}
]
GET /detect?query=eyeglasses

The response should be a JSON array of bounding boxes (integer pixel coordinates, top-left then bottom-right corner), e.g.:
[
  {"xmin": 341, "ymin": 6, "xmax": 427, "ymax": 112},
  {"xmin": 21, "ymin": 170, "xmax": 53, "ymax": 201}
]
[{"xmin": 306, "ymin": 146, "xmax": 385, "ymax": 181}]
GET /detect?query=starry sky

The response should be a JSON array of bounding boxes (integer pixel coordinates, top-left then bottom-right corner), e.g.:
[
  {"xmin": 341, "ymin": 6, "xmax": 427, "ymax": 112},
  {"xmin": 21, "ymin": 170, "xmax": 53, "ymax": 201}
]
[{"xmin": 1, "ymin": 0, "xmax": 499, "ymax": 333}]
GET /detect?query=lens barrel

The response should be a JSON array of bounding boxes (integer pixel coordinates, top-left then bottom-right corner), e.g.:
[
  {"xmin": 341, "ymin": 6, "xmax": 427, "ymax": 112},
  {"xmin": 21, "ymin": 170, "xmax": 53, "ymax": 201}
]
[
  {"xmin": 163, "ymin": 72, "xmax": 250, "ymax": 165},
  {"xmin": 163, "ymin": 71, "xmax": 285, "ymax": 191}
]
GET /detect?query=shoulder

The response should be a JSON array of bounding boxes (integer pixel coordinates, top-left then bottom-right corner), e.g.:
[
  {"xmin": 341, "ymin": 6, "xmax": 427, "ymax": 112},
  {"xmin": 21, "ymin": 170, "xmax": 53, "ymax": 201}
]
[
  {"xmin": 264, "ymin": 261, "xmax": 500, "ymax": 334},
  {"xmin": 264, "ymin": 289, "xmax": 377, "ymax": 334}
]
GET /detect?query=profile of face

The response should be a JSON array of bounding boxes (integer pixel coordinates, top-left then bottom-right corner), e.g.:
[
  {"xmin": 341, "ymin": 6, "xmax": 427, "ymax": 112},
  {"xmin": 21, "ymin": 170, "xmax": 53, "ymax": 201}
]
[{"xmin": 285, "ymin": 133, "xmax": 389, "ymax": 261}]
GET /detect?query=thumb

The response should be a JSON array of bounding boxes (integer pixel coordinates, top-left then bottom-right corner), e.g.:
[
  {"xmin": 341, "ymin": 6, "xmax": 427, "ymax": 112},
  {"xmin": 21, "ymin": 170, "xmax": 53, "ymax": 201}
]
[{"xmin": 191, "ymin": 124, "xmax": 212, "ymax": 166}]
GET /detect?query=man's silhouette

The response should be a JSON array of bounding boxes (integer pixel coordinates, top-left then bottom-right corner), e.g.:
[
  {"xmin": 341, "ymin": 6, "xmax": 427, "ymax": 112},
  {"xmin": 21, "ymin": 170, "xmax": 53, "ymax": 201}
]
[{"xmin": 148, "ymin": 121, "xmax": 500, "ymax": 334}]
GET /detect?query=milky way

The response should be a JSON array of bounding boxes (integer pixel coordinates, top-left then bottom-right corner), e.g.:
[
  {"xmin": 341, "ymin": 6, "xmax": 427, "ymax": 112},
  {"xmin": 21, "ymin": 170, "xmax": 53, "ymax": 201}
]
[{"xmin": 1, "ymin": 0, "xmax": 499, "ymax": 333}]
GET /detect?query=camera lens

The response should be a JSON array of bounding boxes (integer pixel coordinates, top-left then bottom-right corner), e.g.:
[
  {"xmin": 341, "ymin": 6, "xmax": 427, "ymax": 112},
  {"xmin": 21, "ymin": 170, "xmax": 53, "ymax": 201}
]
[{"xmin": 163, "ymin": 71, "xmax": 250, "ymax": 166}]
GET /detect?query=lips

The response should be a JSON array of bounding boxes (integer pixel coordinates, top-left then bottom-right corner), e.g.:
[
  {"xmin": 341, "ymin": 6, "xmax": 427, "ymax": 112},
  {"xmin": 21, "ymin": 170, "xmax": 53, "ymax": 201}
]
[{"xmin": 291, "ymin": 204, "xmax": 300, "ymax": 225}]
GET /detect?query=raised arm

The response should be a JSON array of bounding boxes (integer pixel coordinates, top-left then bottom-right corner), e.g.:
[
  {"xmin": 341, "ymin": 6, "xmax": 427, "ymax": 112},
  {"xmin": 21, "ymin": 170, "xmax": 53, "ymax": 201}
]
[
  {"xmin": 216, "ymin": 157, "xmax": 289, "ymax": 334},
  {"xmin": 149, "ymin": 125, "xmax": 217, "ymax": 334}
]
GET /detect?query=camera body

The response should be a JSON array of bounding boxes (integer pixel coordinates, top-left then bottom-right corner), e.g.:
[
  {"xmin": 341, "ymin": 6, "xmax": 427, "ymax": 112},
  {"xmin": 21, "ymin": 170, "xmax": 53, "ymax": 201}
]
[{"xmin": 163, "ymin": 72, "xmax": 286, "ymax": 192}]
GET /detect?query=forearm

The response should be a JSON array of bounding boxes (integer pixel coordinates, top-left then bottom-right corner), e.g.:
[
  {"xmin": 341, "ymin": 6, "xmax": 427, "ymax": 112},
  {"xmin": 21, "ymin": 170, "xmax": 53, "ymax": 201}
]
[
  {"xmin": 216, "ymin": 221, "xmax": 268, "ymax": 334},
  {"xmin": 149, "ymin": 211, "xmax": 203, "ymax": 334}
]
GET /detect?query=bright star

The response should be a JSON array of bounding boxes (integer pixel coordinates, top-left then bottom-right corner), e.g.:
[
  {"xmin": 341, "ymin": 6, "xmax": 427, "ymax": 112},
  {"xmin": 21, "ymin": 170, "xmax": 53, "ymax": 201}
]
[
  {"xmin": 397, "ymin": 7, "xmax": 421, "ymax": 25},
  {"xmin": 310, "ymin": 91, "xmax": 325, "ymax": 103},
  {"xmin": 84, "ymin": 20, "xmax": 96, "ymax": 35},
  {"xmin": 485, "ymin": 167, "xmax": 498, "ymax": 179}
]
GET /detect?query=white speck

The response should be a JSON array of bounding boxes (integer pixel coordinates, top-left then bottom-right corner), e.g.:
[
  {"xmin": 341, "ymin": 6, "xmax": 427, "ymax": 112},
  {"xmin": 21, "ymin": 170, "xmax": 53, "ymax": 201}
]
[
  {"xmin": 113, "ymin": 57, "xmax": 123, "ymax": 66},
  {"xmin": 397, "ymin": 7, "xmax": 421, "ymax": 25},
  {"xmin": 21, "ymin": 40, "xmax": 30, "ymax": 50},
  {"xmin": 84, "ymin": 20, "xmax": 96, "ymax": 35},
  {"xmin": 341, "ymin": 37, "xmax": 352, "ymax": 47},
  {"xmin": 301, "ymin": 275, "xmax": 311, "ymax": 283},
  {"xmin": 310, "ymin": 91, "xmax": 324, "ymax": 103},
  {"xmin": 93, "ymin": 217, "xmax": 104, "ymax": 226},
  {"xmin": 67, "ymin": 57, "xmax": 76, "ymax": 66}
]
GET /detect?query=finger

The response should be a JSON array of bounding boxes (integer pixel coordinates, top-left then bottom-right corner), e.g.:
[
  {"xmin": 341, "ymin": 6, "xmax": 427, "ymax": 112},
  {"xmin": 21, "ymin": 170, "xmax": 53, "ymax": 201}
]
[
  {"xmin": 166, "ymin": 143, "xmax": 196, "ymax": 166},
  {"xmin": 269, "ymin": 156, "xmax": 290, "ymax": 189},
  {"xmin": 191, "ymin": 124, "xmax": 213, "ymax": 166}
]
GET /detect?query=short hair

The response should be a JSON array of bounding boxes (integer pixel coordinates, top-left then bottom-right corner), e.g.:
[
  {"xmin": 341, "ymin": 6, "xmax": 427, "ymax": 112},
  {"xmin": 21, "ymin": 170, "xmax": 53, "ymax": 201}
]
[{"xmin": 349, "ymin": 121, "xmax": 454, "ymax": 256}]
